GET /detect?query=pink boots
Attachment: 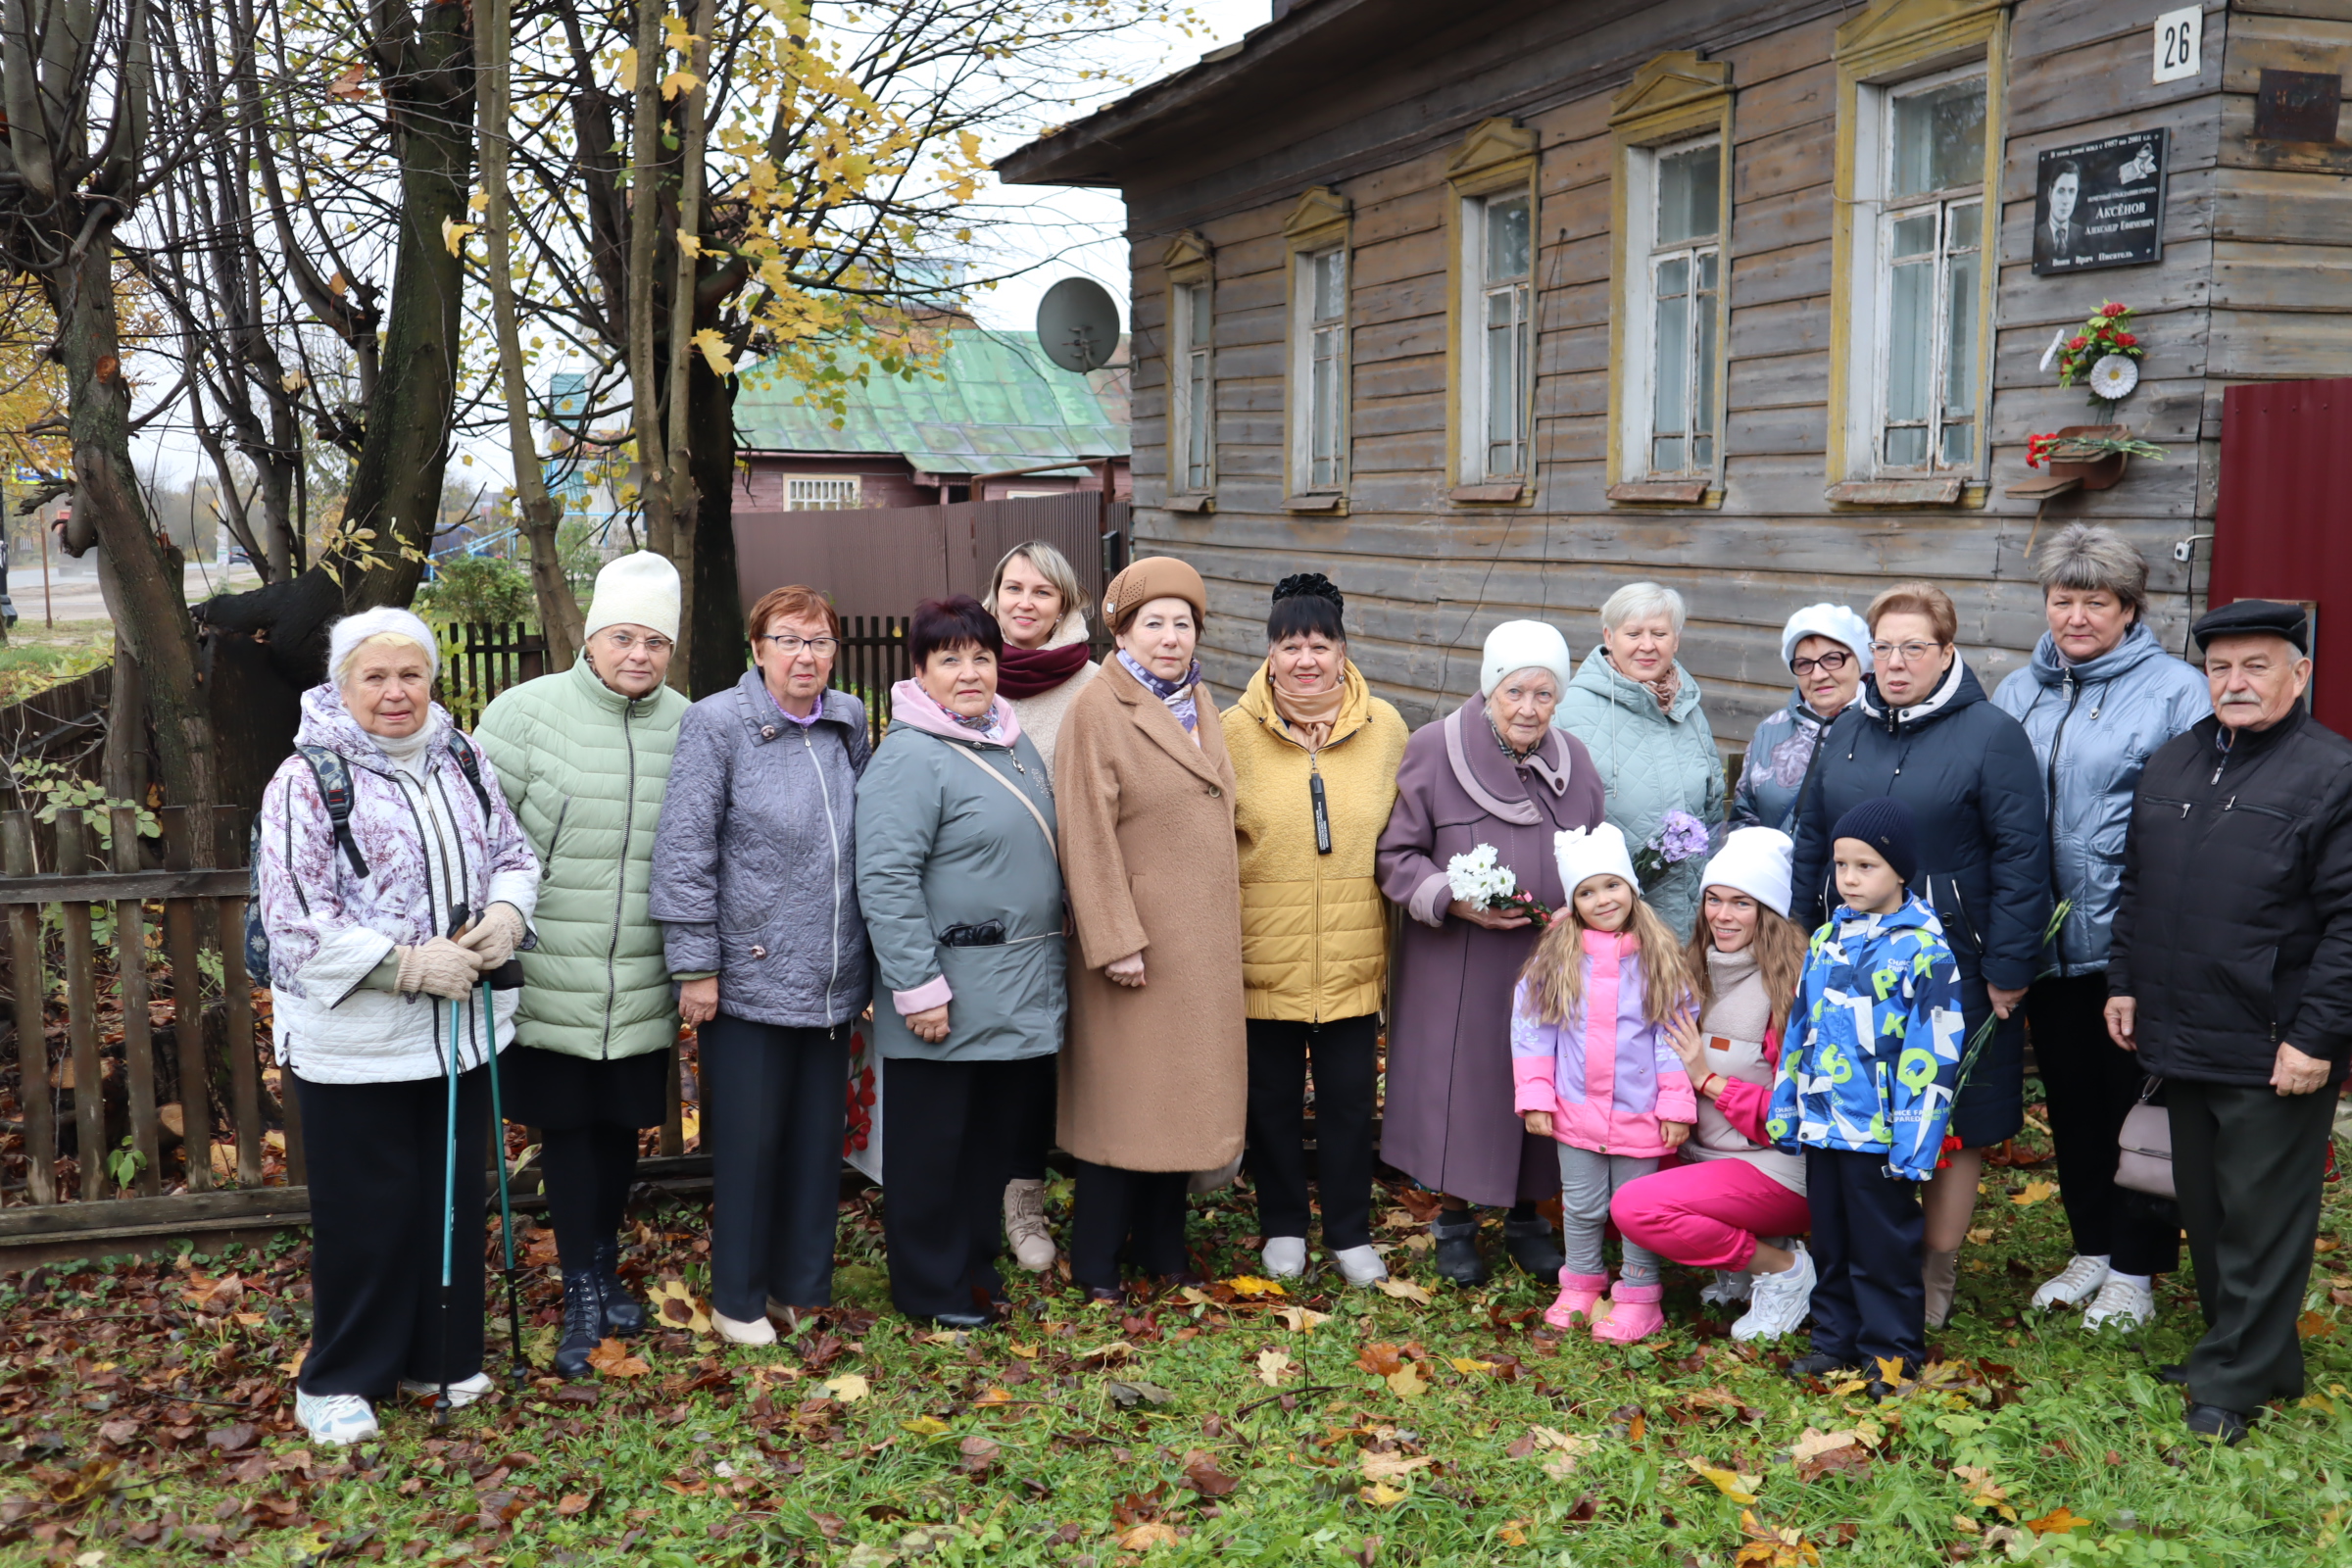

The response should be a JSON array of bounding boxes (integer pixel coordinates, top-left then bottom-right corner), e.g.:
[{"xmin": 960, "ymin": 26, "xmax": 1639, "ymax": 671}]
[
  {"xmin": 1544, "ymin": 1270, "xmax": 1609, "ymax": 1329},
  {"xmin": 1592, "ymin": 1281, "xmax": 1664, "ymax": 1343}
]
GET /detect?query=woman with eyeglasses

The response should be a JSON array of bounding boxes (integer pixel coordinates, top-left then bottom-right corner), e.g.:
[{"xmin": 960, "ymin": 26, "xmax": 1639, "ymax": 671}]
[
  {"xmin": 476, "ymin": 554, "xmax": 693, "ymax": 1379},
  {"xmin": 1733, "ymin": 606, "xmax": 1873, "ymax": 834},
  {"xmin": 651, "ymin": 584, "xmax": 871, "ymax": 1344},
  {"xmin": 1788, "ymin": 581, "xmax": 2050, "ymax": 1333}
]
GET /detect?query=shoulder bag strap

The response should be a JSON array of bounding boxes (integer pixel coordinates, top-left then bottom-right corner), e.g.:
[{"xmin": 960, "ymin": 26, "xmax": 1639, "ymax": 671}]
[{"xmin": 945, "ymin": 740, "xmax": 1058, "ymax": 867}]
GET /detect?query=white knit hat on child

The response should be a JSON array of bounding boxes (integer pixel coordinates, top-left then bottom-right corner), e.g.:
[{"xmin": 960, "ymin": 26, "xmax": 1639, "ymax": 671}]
[
  {"xmin": 583, "ymin": 551, "xmax": 682, "ymax": 642},
  {"xmin": 1480, "ymin": 619, "xmax": 1574, "ymax": 696},
  {"xmin": 1699, "ymin": 826, "xmax": 1794, "ymax": 917},
  {"xmin": 1553, "ymin": 822, "xmax": 1638, "ymax": 898}
]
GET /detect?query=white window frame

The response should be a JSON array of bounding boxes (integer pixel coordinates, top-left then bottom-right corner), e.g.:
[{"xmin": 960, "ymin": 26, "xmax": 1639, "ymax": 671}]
[
  {"xmin": 1289, "ymin": 246, "xmax": 1348, "ymax": 493},
  {"xmin": 1460, "ymin": 191, "xmax": 1534, "ymax": 485},
  {"xmin": 1170, "ymin": 279, "xmax": 1214, "ymax": 495},
  {"xmin": 786, "ymin": 475, "xmax": 859, "ymax": 510},
  {"xmin": 1619, "ymin": 135, "xmax": 1723, "ymax": 480},
  {"xmin": 1846, "ymin": 63, "xmax": 1989, "ymax": 479}
]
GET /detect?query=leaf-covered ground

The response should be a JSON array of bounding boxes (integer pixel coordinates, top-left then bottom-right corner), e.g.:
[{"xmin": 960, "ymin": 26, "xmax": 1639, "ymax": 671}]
[{"xmin": 5, "ymin": 1117, "xmax": 2352, "ymax": 1568}]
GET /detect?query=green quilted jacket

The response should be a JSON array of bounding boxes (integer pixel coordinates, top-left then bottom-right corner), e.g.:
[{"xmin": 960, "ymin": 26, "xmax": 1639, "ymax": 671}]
[{"xmin": 475, "ymin": 657, "xmax": 691, "ymax": 1060}]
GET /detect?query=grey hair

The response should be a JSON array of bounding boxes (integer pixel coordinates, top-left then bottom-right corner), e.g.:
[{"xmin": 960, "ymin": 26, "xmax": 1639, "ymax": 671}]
[
  {"xmin": 1600, "ymin": 580, "xmax": 1688, "ymax": 634},
  {"xmin": 2032, "ymin": 523, "xmax": 2148, "ymax": 617},
  {"xmin": 985, "ymin": 539, "xmax": 1088, "ymax": 626}
]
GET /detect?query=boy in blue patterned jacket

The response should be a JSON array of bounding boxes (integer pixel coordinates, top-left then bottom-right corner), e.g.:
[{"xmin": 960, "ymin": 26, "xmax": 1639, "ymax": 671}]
[{"xmin": 1768, "ymin": 798, "xmax": 1965, "ymax": 1391}]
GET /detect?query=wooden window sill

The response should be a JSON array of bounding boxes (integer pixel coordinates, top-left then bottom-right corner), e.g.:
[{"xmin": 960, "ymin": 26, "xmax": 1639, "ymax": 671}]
[
  {"xmin": 1825, "ymin": 477, "xmax": 1964, "ymax": 507},
  {"xmin": 1448, "ymin": 481, "xmax": 1525, "ymax": 505},
  {"xmin": 1163, "ymin": 494, "xmax": 1215, "ymax": 514},
  {"xmin": 1283, "ymin": 492, "xmax": 1346, "ymax": 514},
  {"xmin": 1606, "ymin": 479, "xmax": 1710, "ymax": 505}
]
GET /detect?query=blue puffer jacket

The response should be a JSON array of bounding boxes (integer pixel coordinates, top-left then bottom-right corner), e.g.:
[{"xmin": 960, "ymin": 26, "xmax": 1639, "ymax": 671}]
[
  {"xmin": 1991, "ymin": 624, "xmax": 2209, "ymax": 977},
  {"xmin": 1767, "ymin": 893, "xmax": 1967, "ymax": 1182}
]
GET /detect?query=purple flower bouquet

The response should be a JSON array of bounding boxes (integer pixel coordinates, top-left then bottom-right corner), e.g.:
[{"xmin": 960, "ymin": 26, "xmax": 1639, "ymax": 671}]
[{"xmin": 1633, "ymin": 809, "xmax": 1710, "ymax": 893}]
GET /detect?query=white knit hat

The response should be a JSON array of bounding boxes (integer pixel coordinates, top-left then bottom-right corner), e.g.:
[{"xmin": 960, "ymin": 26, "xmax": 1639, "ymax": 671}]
[
  {"xmin": 327, "ymin": 606, "xmax": 440, "ymax": 684},
  {"xmin": 1480, "ymin": 619, "xmax": 1574, "ymax": 696},
  {"xmin": 1779, "ymin": 603, "xmax": 1874, "ymax": 674},
  {"xmin": 583, "ymin": 551, "xmax": 682, "ymax": 641},
  {"xmin": 1554, "ymin": 822, "xmax": 1638, "ymax": 898},
  {"xmin": 1699, "ymin": 826, "xmax": 1794, "ymax": 917}
]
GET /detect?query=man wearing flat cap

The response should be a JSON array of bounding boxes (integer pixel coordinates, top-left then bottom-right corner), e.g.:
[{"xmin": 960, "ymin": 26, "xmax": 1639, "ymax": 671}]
[{"xmin": 2106, "ymin": 599, "xmax": 2352, "ymax": 1445}]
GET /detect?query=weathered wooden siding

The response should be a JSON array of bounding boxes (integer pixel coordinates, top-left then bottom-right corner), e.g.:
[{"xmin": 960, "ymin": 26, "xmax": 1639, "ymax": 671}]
[{"xmin": 1109, "ymin": 0, "xmax": 2333, "ymax": 743}]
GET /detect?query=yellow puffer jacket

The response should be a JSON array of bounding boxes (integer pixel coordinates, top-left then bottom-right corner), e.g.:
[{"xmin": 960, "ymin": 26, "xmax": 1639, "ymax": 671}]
[{"xmin": 1226, "ymin": 662, "xmax": 1409, "ymax": 1023}]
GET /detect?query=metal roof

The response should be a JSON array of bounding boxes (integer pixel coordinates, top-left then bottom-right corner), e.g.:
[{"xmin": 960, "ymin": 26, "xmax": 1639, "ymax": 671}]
[{"xmin": 733, "ymin": 328, "xmax": 1129, "ymax": 479}]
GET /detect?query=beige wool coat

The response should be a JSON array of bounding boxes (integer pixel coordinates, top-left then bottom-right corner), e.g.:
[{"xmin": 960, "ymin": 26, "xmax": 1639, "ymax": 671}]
[{"xmin": 1054, "ymin": 656, "xmax": 1247, "ymax": 1172}]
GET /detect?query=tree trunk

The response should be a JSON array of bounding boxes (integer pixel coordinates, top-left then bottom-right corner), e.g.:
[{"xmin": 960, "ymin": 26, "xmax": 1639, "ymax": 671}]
[{"xmin": 685, "ymin": 357, "xmax": 744, "ymax": 699}]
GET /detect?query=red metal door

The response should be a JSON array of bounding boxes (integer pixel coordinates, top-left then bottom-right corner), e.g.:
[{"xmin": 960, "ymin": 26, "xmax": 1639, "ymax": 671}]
[{"xmin": 2213, "ymin": 377, "xmax": 2352, "ymax": 733}]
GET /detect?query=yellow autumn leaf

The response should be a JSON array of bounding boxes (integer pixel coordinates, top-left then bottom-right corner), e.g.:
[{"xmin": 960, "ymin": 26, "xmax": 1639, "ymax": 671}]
[
  {"xmin": 690, "ymin": 327, "xmax": 735, "ymax": 377},
  {"xmin": 1008, "ymin": 1343, "xmax": 1040, "ymax": 1359},
  {"xmin": 1449, "ymin": 1357, "xmax": 1495, "ymax": 1377},
  {"xmin": 823, "ymin": 1372, "xmax": 869, "ymax": 1402},
  {"xmin": 467, "ymin": 191, "xmax": 490, "ymax": 214},
  {"xmin": 1789, "ymin": 1428, "xmax": 1860, "ymax": 1464},
  {"xmin": 1223, "ymin": 1276, "xmax": 1288, "ymax": 1298},
  {"xmin": 1359, "ymin": 1452, "xmax": 1431, "ymax": 1482},
  {"xmin": 1256, "ymin": 1348, "xmax": 1295, "ymax": 1387},
  {"xmin": 614, "ymin": 46, "xmax": 640, "ymax": 82},
  {"xmin": 676, "ymin": 233, "xmax": 704, "ymax": 257},
  {"xmin": 1119, "ymin": 1522, "xmax": 1180, "ymax": 1550},
  {"xmin": 1375, "ymin": 1277, "xmax": 1433, "ymax": 1305},
  {"xmin": 1687, "ymin": 1456, "xmax": 1762, "ymax": 1504},
  {"xmin": 660, "ymin": 69, "xmax": 703, "ymax": 100},
  {"xmin": 2010, "ymin": 1179, "xmax": 2057, "ymax": 1207},
  {"xmin": 441, "ymin": 217, "xmax": 476, "ymax": 257},
  {"xmin": 1359, "ymin": 1481, "xmax": 1408, "ymax": 1508},
  {"xmin": 1386, "ymin": 1364, "xmax": 1428, "ymax": 1401},
  {"xmin": 901, "ymin": 1416, "xmax": 952, "ymax": 1437},
  {"xmin": 1275, "ymin": 1305, "xmax": 1332, "ymax": 1332}
]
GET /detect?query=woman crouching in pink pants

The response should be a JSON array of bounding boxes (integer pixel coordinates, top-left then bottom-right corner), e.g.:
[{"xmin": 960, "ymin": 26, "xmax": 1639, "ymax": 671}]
[{"xmin": 1610, "ymin": 828, "xmax": 1815, "ymax": 1341}]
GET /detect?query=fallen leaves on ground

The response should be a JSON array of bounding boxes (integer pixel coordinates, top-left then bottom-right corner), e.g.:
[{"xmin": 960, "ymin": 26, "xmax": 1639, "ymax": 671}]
[
  {"xmin": 1181, "ymin": 1449, "xmax": 1239, "ymax": 1497},
  {"xmin": 1510, "ymin": 1426, "xmax": 1598, "ymax": 1479},
  {"xmin": 1359, "ymin": 1480, "xmax": 1408, "ymax": 1508},
  {"xmin": 1255, "ymin": 1348, "xmax": 1296, "ymax": 1387},
  {"xmin": 1104, "ymin": 1378, "xmax": 1175, "ymax": 1408},
  {"xmin": 1223, "ymin": 1276, "xmax": 1288, "ymax": 1298},
  {"xmin": 1788, "ymin": 1427, "xmax": 1876, "ymax": 1483},
  {"xmin": 2009, "ymin": 1180, "xmax": 2057, "ymax": 1207},
  {"xmin": 1276, "ymin": 1305, "xmax": 1333, "ymax": 1333},
  {"xmin": 822, "ymin": 1372, "xmax": 870, "ymax": 1402},
  {"xmin": 1077, "ymin": 1341, "xmax": 1137, "ymax": 1362},
  {"xmin": 1374, "ymin": 1277, "xmax": 1432, "ymax": 1305},
  {"xmin": 1385, "ymin": 1364, "xmax": 1429, "ymax": 1401},
  {"xmin": 2025, "ymin": 1506, "xmax": 2093, "ymax": 1536},
  {"xmin": 2299, "ymin": 1310, "xmax": 2336, "ymax": 1340},
  {"xmin": 646, "ymin": 1279, "xmax": 711, "ymax": 1336},
  {"xmin": 1687, "ymin": 1457, "xmax": 1761, "ymax": 1503},
  {"xmin": 588, "ymin": 1339, "xmax": 651, "ymax": 1379},
  {"xmin": 1358, "ymin": 1451, "xmax": 1432, "ymax": 1483},
  {"xmin": 1119, "ymin": 1521, "xmax": 1181, "ymax": 1549},
  {"xmin": 1357, "ymin": 1343, "xmax": 1404, "ymax": 1377},
  {"xmin": 1736, "ymin": 1509, "xmax": 1823, "ymax": 1566}
]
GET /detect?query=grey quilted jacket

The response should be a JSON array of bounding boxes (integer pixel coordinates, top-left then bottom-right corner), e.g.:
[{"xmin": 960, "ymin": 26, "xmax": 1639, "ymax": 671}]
[{"xmin": 649, "ymin": 673, "xmax": 872, "ymax": 1027}]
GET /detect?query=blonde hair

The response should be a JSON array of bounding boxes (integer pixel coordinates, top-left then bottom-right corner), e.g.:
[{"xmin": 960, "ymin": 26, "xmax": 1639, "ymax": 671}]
[
  {"xmin": 1683, "ymin": 900, "xmax": 1809, "ymax": 1036},
  {"xmin": 985, "ymin": 540, "xmax": 1086, "ymax": 625},
  {"xmin": 1518, "ymin": 881, "xmax": 1691, "ymax": 1027}
]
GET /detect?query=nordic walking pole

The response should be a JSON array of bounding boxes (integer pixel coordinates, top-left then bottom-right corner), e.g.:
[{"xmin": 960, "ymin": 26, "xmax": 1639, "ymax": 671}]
[
  {"xmin": 437, "ymin": 987, "xmax": 461, "ymax": 1425},
  {"xmin": 480, "ymin": 974, "xmax": 530, "ymax": 1385}
]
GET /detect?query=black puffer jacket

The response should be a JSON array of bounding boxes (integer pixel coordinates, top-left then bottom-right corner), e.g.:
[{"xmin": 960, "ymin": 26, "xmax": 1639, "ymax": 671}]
[
  {"xmin": 2109, "ymin": 706, "xmax": 2352, "ymax": 1085},
  {"xmin": 1790, "ymin": 657, "xmax": 2051, "ymax": 1147}
]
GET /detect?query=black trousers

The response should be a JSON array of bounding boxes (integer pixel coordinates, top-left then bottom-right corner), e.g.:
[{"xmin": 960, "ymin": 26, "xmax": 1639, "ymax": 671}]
[
  {"xmin": 881, "ymin": 1054, "xmax": 1054, "ymax": 1318},
  {"xmin": 1070, "ymin": 1161, "xmax": 1192, "ymax": 1289},
  {"xmin": 294, "ymin": 1066, "xmax": 488, "ymax": 1400},
  {"xmin": 701, "ymin": 1015, "xmax": 848, "ymax": 1319},
  {"xmin": 2169, "ymin": 1077, "xmax": 2338, "ymax": 1412},
  {"xmin": 2027, "ymin": 973, "xmax": 2179, "ymax": 1276},
  {"xmin": 1246, "ymin": 1013, "xmax": 1379, "ymax": 1251},
  {"xmin": 539, "ymin": 1124, "xmax": 640, "ymax": 1273},
  {"xmin": 1806, "ymin": 1147, "xmax": 1926, "ymax": 1374}
]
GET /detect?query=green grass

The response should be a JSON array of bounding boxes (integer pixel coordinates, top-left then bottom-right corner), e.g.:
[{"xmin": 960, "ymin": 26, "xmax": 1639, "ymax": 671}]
[
  {"xmin": 0, "ymin": 621, "xmax": 111, "ymax": 706},
  {"xmin": 4, "ymin": 1147, "xmax": 2352, "ymax": 1566}
]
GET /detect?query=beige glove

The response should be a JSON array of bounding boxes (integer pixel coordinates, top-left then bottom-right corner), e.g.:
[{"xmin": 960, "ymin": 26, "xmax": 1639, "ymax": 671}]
[
  {"xmin": 396, "ymin": 937, "xmax": 481, "ymax": 1000},
  {"xmin": 455, "ymin": 902, "xmax": 526, "ymax": 971}
]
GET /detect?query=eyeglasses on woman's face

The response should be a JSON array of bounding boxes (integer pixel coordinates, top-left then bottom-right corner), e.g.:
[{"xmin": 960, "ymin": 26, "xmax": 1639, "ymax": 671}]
[
  {"xmin": 1789, "ymin": 649, "xmax": 1851, "ymax": 677},
  {"xmin": 599, "ymin": 630, "xmax": 673, "ymax": 655},
  {"xmin": 760, "ymin": 633, "xmax": 840, "ymax": 656},
  {"xmin": 1868, "ymin": 639, "xmax": 1946, "ymax": 666}
]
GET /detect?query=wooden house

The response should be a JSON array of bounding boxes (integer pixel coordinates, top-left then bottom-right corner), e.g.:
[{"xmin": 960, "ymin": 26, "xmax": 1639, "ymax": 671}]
[{"xmin": 1001, "ymin": 0, "xmax": 2352, "ymax": 737}]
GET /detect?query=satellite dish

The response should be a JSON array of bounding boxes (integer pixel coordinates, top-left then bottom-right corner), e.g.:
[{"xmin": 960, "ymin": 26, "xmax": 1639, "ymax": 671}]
[{"xmin": 1035, "ymin": 277, "xmax": 1121, "ymax": 373}]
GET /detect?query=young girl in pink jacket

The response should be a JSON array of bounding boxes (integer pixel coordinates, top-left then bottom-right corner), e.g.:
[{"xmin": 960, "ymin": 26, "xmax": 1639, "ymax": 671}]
[{"xmin": 1512, "ymin": 823, "xmax": 1696, "ymax": 1343}]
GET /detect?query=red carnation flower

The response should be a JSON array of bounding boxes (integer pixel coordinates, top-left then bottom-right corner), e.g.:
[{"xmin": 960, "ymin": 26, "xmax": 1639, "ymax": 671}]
[
  {"xmin": 2101, "ymin": 302, "xmax": 2125, "ymax": 317},
  {"xmin": 2069, "ymin": 335, "xmax": 2088, "ymax": 350},
  {"xmin": 2116, "ymin": 332, "xmax": 2137, "ymax": 347}
]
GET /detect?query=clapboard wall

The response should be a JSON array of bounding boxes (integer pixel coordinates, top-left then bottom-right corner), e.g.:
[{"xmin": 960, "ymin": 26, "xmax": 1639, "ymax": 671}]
[{"xmin": 1085, "ymin": 0, "xmax": 2352, "ymax": 736}]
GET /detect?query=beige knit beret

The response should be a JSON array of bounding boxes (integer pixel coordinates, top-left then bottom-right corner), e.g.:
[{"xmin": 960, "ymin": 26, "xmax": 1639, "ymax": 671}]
[{"xmin": 1101, "ymin": 556, "xmax": 1207, "ymax": 632}]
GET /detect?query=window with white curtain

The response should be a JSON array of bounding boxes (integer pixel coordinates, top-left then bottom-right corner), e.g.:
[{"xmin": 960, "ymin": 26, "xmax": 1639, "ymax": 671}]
[
  {"xmin": 1871, "ymin": 70, "xmax": 1986, "ymax": 473},
  {"xmin": 1170, "ymin": 279, "xmax": 1214, "ymax": 493},
  {"xmin": 1292, "ymin": 248, "xmax": 1348, "ymax": 492},
  {"xmin": 1465, "ymin": 192, "xmax": 1533, "ymax": 482}
]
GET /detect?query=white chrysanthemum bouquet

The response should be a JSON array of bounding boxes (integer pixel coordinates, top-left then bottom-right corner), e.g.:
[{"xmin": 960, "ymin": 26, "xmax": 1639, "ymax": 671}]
[{"xmin": 1445, "ymin": 844, "xmax": 1550, "ymax": 925}]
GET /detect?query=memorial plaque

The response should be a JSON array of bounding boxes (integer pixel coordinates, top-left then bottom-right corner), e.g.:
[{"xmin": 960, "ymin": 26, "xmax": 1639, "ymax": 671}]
[{"xmin": 2032, "ymin": 130, "xmax": 2166, "ymax": 276}]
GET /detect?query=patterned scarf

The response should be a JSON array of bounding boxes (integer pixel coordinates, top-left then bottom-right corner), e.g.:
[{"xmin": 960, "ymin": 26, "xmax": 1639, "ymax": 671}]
[
  {"xmin": 1486, "ymin": 709, "xmax": 1541, "ymax": 763},
  {"xmin": 1117, "ymin": 648, "xmax": 1202, "ymax": 732}
]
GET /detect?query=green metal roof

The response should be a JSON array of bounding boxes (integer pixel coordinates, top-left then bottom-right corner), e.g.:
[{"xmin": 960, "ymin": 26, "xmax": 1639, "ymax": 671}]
[{"xmin": 734, "ymin": 328, "xmax": 1129, "ymax": 479}]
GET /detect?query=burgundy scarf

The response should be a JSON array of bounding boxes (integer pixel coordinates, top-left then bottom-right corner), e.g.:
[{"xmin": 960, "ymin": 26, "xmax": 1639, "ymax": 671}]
[{"xmin": 996, "ymin": 639, "xmax": 1092, "ymax": 700}]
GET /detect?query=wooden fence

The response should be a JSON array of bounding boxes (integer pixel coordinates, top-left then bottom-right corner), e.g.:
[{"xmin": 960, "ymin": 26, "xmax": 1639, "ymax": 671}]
[{"xmin": 436, "ymin": 622, "xmax": 547, "ymax": 730}]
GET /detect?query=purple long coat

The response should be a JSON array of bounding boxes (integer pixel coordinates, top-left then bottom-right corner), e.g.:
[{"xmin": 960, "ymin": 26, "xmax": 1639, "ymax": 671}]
[{"xmin": 1375, "ymin": 698, "xmax": 1605, "ymax": 1206}]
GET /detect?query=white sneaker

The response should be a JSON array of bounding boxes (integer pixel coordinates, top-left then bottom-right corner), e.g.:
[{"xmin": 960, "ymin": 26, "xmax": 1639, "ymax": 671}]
[
  {"xmin": 1731, "ymin": 1246, "xmax": 1816, "ymax": 1343},
  {"xmin": 2033, "ymin": 1254, "xmax": 2111, "ymax": 1310},
  {"xmin": 1700, "ymin": 1269, "xmax": 1753, "ymax": 1307},
  {"xmin": 1261, "ymin": 1237, "xmax": 1308, "ymax": 1278},
  {"xmin": 2081, "ymin": 1274, "xmax": 2156, "ymax": 1332},
  {"xmin": 396, "ymin": 1372, "xmax": 495, "ymax": 1408},
  {"xmin": 1330, "ymin": 1245, "xmax": 1389, "ymax": 1287},
  {"xmin": 713, "ymin": 1309, "xmax": 777, "ymax": 1346},
  {"xmin": 295, "ymin": 1390, "xmax": 379, "ymax": 1446}
]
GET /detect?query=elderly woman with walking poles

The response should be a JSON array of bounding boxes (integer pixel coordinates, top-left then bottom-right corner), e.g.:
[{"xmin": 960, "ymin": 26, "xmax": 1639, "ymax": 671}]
[
  {"xmin": 1225, "ymin": 573, "xmax": 1408, "ymax": 1287},
  {"xmin": 983, "ymin": 539, "xmax": 1100, "ymax": 1274},
  {"xmin": 1054, "ymin": 557, "xmax": 1247, "ymax": 1298},
  {"xmin": 1377, "ymin": 620, "xmax": 1602, "ymax": 1285},
  {"xmin": 1790, "ymin": 581, "xmax": 2050, "ymax": 1330},
  {"xmin": 1991, "ymin": 525, "xmax": 2209, "ymax": 1334},
  {"xmin": 651, "ymin": 584, "xmax": 871, "ymax": 1345},
  {"xmin": 475, "ymin": 553, "xmax": 693, "ymax": 1378},
  {"xmin": 858, "ymin": 595, "xmax": 1067, "ymax": 1327},
  {"xmin": 256, "ymin": 608, "xmax": 541, "ymax": 1446}
]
